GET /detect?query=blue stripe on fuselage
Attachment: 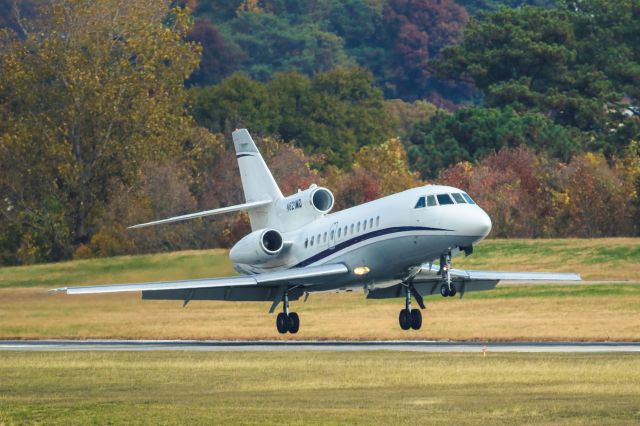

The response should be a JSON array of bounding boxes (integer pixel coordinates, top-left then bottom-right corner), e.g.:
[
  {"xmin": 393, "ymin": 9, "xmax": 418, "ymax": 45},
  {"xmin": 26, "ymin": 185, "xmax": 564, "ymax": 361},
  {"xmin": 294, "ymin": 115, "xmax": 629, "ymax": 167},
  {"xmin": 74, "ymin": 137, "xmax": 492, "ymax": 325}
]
[{"xmin": 293, "ymin": 226, "xmax": 451, "ymax": 268}]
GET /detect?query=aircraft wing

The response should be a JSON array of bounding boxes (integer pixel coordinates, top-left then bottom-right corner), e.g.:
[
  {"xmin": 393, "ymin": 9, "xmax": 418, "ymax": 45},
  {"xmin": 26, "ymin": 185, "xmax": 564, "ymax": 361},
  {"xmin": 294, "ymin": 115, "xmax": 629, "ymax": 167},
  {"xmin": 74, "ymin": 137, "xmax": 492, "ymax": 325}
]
[
  {"xmin": 415, "ymin": 263, "xmax": 582, "ymax": 282},
  {"xmin": 367, "ymin": 263, "xmax": 580, "ymax": 301},
  {"xmin": 51, "ymin": 263, "xmax": 349, "ymax": 295}
]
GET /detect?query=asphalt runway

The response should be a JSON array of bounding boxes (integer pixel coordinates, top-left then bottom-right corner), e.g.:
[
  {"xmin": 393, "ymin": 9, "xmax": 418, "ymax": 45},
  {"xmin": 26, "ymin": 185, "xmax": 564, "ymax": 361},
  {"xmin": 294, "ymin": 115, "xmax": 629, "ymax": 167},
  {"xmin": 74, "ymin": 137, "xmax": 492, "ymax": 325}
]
[{"xmin": 1, "ymin": 340, "xmax": 639, "ymax": 353}]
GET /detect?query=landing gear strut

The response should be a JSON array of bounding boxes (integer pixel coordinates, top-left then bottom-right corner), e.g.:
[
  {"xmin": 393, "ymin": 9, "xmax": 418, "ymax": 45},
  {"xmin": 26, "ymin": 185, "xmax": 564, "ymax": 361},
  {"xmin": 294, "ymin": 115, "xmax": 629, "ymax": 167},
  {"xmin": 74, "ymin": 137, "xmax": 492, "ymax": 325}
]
[
  {"xmin": 276, "ymin": 290, "xmax": 300, "ymax": 334},
  {"xmin": 439, "ymin": 252, "xmax": 457, "ymax": 297},
  {"xmin": 398, "ymin": 279, "xmax": 424, "ymax": 330}
]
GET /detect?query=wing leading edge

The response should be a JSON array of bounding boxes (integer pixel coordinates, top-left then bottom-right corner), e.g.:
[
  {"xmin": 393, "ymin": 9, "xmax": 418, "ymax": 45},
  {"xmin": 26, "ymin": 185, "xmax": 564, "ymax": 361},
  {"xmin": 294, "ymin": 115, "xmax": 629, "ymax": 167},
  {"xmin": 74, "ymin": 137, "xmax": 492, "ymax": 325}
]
[
  {"xmin": 416, "ymin": 263, "xmax": 581, "ymax": 282},
  {"xmin": 51, "ymin": 263, "xmax": 349, "ymax": 295}
]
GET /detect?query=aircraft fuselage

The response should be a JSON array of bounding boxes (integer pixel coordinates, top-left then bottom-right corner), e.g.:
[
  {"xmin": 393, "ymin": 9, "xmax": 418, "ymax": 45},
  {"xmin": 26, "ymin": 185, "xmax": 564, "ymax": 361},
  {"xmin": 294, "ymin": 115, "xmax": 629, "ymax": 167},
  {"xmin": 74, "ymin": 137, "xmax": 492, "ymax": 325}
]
[{"xmin": 232, "ymin": 184, "xmax": 492, "ymax": 293}]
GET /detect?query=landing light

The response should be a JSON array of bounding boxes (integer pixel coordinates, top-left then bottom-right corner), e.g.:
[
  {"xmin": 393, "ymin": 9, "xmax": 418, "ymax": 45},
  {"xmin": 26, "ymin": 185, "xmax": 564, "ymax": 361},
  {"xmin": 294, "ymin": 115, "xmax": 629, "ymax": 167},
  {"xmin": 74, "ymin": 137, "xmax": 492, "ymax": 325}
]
[{"xmin": 353, "ymin": 266, "xmax": 370, "ymax": 276}]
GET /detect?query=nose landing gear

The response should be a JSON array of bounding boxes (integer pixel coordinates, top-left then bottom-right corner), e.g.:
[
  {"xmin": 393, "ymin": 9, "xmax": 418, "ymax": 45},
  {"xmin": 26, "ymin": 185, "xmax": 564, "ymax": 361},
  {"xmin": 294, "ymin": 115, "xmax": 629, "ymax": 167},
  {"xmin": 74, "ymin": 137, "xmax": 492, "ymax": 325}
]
[{"xmin": 439, "ymin": 252, "xmax": 457, "ymax": 297}]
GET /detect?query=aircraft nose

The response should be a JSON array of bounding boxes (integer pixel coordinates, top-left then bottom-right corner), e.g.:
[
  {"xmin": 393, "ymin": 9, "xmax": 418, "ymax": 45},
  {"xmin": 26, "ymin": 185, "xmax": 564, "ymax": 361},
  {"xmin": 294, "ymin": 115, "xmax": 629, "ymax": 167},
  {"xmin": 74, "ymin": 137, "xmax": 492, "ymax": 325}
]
[
  {"xmin": 476, "ymin": 209, "xmax": 492, "ymax": 237},
  {"xmin": 478, "ymin": 209, "xmax": 491, "ymax": 238}
]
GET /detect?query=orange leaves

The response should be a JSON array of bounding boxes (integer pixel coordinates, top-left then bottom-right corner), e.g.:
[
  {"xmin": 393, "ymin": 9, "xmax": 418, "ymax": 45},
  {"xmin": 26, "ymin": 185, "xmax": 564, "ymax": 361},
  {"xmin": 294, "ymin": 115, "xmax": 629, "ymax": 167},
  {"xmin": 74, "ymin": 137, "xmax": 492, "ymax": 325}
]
[{"xmin": 440, "ymin": 146, "xmax": 637, "ymax": 238}]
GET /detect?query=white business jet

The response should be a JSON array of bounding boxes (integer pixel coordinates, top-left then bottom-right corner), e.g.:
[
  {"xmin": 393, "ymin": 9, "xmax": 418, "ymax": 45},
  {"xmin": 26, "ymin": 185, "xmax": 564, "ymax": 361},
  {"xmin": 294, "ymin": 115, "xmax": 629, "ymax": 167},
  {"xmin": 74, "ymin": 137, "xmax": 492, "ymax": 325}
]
[{"xmin": 54, "ymin": 129, "xmax": 581, "ymax": 333}]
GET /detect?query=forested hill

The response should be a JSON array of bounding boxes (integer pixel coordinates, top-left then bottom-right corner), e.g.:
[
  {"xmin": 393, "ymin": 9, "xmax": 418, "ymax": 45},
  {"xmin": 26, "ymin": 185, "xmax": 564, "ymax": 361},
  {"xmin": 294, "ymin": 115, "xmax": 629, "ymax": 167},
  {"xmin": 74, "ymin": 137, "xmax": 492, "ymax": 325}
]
[{"xmin": 0, "ymin": 0, "xmax": 638, "ymax": 265}]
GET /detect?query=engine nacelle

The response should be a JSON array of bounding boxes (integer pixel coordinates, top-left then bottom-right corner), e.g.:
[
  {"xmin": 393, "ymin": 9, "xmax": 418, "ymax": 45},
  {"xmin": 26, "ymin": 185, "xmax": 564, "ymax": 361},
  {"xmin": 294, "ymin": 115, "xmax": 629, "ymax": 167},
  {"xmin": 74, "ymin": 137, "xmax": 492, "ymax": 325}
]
[
  {"xmin": 229, "ymin": 228, "xmax": 284, "ymax": 265},
  {"xmin": 279, "ymin": 185, "xmax": 334, "ymax": 218}
]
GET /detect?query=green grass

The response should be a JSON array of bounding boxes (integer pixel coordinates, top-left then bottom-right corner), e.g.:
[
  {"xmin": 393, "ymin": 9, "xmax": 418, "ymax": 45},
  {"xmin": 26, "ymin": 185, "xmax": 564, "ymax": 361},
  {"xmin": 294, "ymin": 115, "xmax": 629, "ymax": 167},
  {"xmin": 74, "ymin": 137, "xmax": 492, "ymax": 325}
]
[
  {"xmin": 1, "ymin": 238, "xmax": 639, "ymax": 289},
  {"xmin": 467, "ymin": 283, "xmax": 640, "ymax": 299},
  {"xmin": 0, "ymin": 249, "xmax": 235, "ymax": 289},
  {"xmin": 454, "ymin": 238, "xmax": 640, "ymax": 280},
  {"xmin": 1, "ymin": 351, "xmax": 639, "ymax": 425}
]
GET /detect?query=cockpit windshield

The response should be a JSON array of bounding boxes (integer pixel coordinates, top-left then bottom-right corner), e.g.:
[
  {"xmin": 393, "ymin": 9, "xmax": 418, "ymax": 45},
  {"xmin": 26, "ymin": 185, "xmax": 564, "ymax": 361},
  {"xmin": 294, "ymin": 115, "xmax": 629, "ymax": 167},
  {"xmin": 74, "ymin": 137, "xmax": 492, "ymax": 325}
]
[
  {"xmin": 436, "ymin": 194, "xmax": 454, "ymax": 205},
  {"xmin": 451, "ymin": 193, "xmax": 466, "ymax": 204},
  {"xmin": 462, "ymin": 193, "xmax": 476, "ymax": 205},
  {"xmin": 415, "ymin": 192, "xmax": 477, "ymax": 208}
]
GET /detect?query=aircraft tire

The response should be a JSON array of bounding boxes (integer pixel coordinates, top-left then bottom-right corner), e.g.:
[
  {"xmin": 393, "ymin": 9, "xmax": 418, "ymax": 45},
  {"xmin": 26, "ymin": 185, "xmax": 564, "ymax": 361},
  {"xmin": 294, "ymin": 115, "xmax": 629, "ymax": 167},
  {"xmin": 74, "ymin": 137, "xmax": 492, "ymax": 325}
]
[
  {"xmin": 440, "ymin": 284, "xmax": 450, "ymax": 297},
  {"xmin": 276, "ymin": 312, "xmax": 289, "ymax": 334},
  {"xmin": 288, "ymin": 312, "xmax": 300, "ymax": 334},
  {"xmin": 399, "ymin": 309, "xmax": 411, "ymax": 330},
  {"xmin": 449, "ymin": 284, "xmax": 457, "ymax": 297},
  {"xmin": 410, "ymin": 309, "xmax": 422, "ymax": 330}
]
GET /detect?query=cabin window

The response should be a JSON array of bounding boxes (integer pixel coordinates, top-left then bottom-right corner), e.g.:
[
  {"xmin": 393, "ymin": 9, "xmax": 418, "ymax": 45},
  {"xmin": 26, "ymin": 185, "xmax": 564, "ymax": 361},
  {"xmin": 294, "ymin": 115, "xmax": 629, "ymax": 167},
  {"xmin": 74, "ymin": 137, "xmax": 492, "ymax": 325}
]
[
  {"xmin": 426, "ymin": 195, "xmax": 437, "ymax": 206},
  {"xmin": 414, "ymin": 196, "xmax": 426, "ymax": 208},
  {"xmin": 344, "ymin": 226, "xmax": 348, "ymax": 236},
  {"xmin": 317, "ymin": 234, "xmax": 321, "ymax": 243},
  {"xmin": 350, "ymin": 224, "xmax": 354, "ymax": 234},
  {"xmin": 338, "ymin": 228, "xmax": 341, "ymax": 238},
  {"xmin": 305, "ymin": 238, "xmax": 308, "ymax": 248},
  {"xmin": 357, "ymin": 222, "xmax": 361, "ymax": 232},
  {"xmin": 323, "ymin": 232, "xmax": 327, "ymax": 242},
  {"xmin": 437, "ymin": 194, "xmax": 454, "ymax": 205},
  {"xmin": 452, "ymin": 193, "xmax": 466, "ymax": 204},
  {"xmin": 376, "ymin": 216, "xmax": 380, "ymax": 226},
  {"xmin": 369, "ymin": 218, "xmax": 373, "ymax": 228},
  {"xmin": 331, "ymin": 230, "xmax": 335, "ymax": 239},
  {"xmin": 462, "ymin": 193, "xmax": 476, "ymax": 205},
  {"xmin": 310, "ymin": 236, "xmax": 314, "ymax": 246},
  {"xmin": 363, "ymin": 220, "xmax": 367, "ymax": 231}
]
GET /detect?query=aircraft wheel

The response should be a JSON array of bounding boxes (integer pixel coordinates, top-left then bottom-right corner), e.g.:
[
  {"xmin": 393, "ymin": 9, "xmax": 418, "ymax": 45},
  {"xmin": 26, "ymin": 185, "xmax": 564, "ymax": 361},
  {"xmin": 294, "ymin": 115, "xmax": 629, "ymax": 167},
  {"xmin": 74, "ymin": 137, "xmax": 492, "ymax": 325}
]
[
  {"xmin": 410, "ymin": 309, "xmax": 422, "ymax": 330},
  {"xmin": 288, "ymin": 312, "xmax": 300, "ymax": 334},
  {"xmin": 276, "ymin": 312, "xmax": 289, "ymax": 334},
  {"xmin": 440, "ymin": 284, "xmax": 450, "ymax": 297},
  {"xmin": 449, "ymin": 284, "xmax": 457, "ymax": 297},
  {"xmin": 399, "ymin": 309, "xmax": 411, "ymax": 330}
]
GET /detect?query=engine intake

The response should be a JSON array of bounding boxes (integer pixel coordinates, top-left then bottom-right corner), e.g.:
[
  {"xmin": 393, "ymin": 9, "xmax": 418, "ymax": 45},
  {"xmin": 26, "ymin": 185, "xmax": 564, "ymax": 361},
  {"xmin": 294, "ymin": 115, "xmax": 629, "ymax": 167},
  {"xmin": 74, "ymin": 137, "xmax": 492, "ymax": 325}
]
[
  {"xmin": 261, "ymin": 229, "xmax": 283, "ymax": 254},
  {"xmin": 311, "ymin": 187, "xmax": 334, "ymax": 213}
]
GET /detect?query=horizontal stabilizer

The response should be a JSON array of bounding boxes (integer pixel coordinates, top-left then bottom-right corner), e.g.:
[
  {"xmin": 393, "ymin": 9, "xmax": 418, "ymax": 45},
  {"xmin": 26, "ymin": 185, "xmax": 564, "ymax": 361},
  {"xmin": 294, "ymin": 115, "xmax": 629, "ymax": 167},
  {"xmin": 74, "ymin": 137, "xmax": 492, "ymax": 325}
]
[{"xmin": 127, "ymin": 200, "xmax": 272, "ymax": 229}]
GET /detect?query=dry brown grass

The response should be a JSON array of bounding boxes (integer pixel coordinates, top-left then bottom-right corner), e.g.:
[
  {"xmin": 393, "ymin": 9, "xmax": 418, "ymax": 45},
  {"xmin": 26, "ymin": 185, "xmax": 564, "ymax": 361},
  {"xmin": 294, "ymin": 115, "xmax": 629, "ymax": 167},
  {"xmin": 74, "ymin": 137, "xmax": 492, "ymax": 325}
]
[{"xmin": 2, "ymin": 285, "xmax": 639, "ymax": 341}]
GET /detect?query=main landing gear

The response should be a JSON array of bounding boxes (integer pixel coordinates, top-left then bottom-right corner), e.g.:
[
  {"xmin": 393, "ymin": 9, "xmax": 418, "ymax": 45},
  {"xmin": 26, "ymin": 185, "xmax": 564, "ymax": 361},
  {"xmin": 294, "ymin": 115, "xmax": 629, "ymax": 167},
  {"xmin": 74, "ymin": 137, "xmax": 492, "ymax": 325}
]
[
  {"xmin": 276, "ymin": 290, "xmax": 300, "ymax": 334},
  {"xmin": 439, "ymin": 252, "xmax": 457, "ymax": 298},
  {"xmin": 398, "ymin": 280, "xmax": 425, "ymax": 330}
]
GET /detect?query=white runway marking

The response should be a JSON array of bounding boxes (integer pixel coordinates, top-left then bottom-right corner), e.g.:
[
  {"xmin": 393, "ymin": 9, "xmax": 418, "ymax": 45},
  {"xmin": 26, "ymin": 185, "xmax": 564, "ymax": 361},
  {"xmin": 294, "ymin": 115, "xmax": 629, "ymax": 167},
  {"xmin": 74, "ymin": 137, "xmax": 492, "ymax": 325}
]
[{"xmin": 1, "ymin": 340, "xmax": 639, "ymax": 353}]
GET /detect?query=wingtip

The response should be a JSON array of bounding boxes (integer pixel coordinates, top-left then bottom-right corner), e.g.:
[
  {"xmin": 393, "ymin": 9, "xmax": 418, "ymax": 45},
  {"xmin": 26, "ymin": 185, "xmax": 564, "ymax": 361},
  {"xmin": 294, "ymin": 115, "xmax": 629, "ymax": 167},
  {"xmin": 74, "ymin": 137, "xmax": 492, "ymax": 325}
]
[{"xmin": 48, "ymin": 287, "xmax": 67, "ymax": 293}]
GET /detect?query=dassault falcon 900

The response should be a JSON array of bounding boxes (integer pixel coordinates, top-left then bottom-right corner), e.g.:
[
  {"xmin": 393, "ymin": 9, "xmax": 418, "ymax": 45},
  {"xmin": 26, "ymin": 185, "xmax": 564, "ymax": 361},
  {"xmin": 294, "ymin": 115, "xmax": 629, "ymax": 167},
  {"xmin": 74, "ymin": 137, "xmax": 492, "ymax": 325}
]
[{"xmin": 54, "ymin": 129, "xmax": 581, "ymax": 334}]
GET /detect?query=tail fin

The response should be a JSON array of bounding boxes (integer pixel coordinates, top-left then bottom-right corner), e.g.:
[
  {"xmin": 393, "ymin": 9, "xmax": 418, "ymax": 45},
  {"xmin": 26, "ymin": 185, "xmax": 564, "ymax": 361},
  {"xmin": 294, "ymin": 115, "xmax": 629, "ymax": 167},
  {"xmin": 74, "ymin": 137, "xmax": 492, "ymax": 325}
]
[{"xmin": 232, "ymin": 129, "xmax": 283, "ymax": 230}]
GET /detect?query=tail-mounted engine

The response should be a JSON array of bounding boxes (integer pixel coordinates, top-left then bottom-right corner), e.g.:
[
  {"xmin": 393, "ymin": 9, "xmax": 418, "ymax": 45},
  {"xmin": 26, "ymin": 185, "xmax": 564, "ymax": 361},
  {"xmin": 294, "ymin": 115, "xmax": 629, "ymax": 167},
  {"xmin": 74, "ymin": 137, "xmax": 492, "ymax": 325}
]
[
  {"xmin": 229, "ymin": 228, "xmax": 284, "ymax": 265},
  {"xmin": 275, "ymin": 185, "xmax": 334, "ymax": 230}
]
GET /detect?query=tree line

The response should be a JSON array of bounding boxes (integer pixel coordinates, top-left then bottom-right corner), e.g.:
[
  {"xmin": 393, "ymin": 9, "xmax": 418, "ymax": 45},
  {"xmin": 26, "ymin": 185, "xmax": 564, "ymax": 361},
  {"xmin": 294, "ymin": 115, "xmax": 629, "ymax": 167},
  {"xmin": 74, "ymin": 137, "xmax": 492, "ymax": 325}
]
[{"xmin": 0, "ymin": 0, "xmax": 638, "ymax": 265}]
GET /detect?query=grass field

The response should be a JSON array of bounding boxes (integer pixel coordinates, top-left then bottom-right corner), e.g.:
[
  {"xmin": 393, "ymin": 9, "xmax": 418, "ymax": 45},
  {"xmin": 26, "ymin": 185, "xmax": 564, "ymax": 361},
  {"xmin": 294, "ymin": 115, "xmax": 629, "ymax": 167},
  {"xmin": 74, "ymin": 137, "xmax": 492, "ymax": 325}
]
[
  {"xmin": 1, "ymin": 351, "xmax": 639, "ymax": 425},
  {"xmin": 0, "ymin": 238, "xmax": 639, "ymax": 341},
  {"xmin": 2, "ymin": 284, "xmax": 640, "ymax": 341}
]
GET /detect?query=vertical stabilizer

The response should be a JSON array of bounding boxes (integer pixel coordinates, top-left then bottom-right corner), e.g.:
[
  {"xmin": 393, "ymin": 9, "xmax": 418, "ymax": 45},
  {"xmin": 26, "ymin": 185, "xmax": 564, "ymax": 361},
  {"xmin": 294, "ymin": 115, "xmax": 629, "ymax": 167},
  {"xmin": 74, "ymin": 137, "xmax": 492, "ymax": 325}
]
[{"xmin": 232, "ymin": 129, "xmax": 283, "ymax": 230}]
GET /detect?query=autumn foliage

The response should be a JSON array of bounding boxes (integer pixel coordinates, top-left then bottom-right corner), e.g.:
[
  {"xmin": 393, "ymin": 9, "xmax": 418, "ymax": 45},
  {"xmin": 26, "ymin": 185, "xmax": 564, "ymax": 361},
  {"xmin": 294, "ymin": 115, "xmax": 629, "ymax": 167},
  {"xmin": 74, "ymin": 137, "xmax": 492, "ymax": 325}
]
[
  {"xmin": 1, "ymin": 0, "xmax": 639, "ymax": 266},
  {"xmin": 440, "ymin": 147, "xmax": 639, "ymax": 238}
]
